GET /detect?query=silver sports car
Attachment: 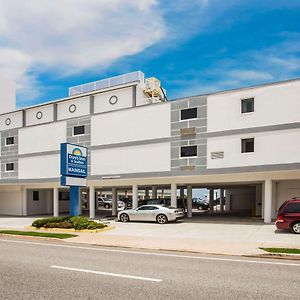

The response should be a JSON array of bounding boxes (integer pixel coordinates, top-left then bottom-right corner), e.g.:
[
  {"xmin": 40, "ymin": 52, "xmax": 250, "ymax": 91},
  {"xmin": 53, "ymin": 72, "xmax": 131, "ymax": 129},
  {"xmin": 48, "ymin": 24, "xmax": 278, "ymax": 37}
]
[{"xmin": 117, "ymin": 204, "xmax": 185, "ymax": 224}]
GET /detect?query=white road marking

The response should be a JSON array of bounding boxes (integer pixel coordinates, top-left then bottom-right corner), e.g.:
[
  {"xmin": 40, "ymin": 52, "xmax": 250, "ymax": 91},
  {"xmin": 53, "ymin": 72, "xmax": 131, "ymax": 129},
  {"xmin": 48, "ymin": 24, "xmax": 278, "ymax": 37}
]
[
  {"xmin": 51, "ymin": 265, "xmax": 162, "ymax": 282},
  {"xmin": 0, "ymin": 238, "xmax": 300, "ymax": 267}
]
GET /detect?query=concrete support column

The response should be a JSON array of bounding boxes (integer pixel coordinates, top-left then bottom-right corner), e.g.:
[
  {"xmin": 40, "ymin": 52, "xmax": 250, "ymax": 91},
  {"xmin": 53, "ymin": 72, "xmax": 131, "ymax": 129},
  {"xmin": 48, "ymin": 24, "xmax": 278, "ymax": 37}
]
[
  {"xmin": 22, "ymin": 187, "xmax": 27, "ymax": 216},
  {"xmin": 180, "ymin": 188, "xmax": 185, "ymax": 199},
  {"xmin": 145, "ymin": 189, "xmax": 150, "ymax": 200},
  {"xmin": 264, "ymin": 179, "xmax": 272, "ymax": 223},
  {"xmin": 78, "ymin": 189, "xmax": 82, "ymax": 215},
  {"xmin": 53, "ymin": 187, "xmax": 59, "ymax": 217},
  {"xmin": 255, "ymin": 184, "xmax": 262, "ymax": 217},
  {"xmin": 152, "ymin": 186, "xmax": 157, "ymax": 199},
  {"xmin": 171, "ymin": 183, "xmax": 177, "ymax": 208},
  {"xmin": 89, "ymin": 186, "xmax": 95, "ymax": 219},
  {"xmin": 187, "ymin": 185, "xmax": 193, "ymax": 218},
  {"xmin": 225, "ymin": 190, "xmax": 230, "ymax": 211},
  {"xmin": 46, "ymin": 190, "xmax": 52, "ymax": 214},
  {"xmin": 220, "ymin": 189, "xmax": 224, "ymax": 212},
  {"xmin": 112, "ymin": 188, "xmax": 118, "ymax": 216},
  {"xmin": 132, "ymin": 185, "xmax": 138, "ymax": 209},
  {"xmin": 209, "ymin": 188, "xmax": 214, "ymax": 212}
]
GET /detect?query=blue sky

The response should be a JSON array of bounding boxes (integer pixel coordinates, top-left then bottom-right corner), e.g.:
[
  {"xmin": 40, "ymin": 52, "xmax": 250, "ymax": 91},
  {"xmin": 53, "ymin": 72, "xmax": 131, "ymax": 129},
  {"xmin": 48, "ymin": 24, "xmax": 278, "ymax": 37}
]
[{"xmin": 0, "ymin": 0, "xmax": 299, "ymax": 107}]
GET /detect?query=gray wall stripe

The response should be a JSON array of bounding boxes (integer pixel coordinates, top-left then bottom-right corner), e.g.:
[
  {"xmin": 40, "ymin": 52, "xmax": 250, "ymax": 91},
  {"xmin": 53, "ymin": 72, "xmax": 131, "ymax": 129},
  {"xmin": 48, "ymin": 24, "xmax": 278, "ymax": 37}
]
[
  {"xmin": 90, "ymin": 137, "xmax": 170, "ymax": 150},
  {"xmin": 132, "ymin": 85, "xmax": 137, "ymax": 107},
  {"xmin": 90, "ymin": 95, "xmax": 95, "ymax": 114},
  {"xmin": 22, "ymin": 110, "xmax": 26, "ymax": 127},
  {"xmin": 206, "ymin": 122, "xmax": 300, "ymax": 138},
  {"xmin": 53, "ymin": 104, "xmax": 58, "ymax": 122}
]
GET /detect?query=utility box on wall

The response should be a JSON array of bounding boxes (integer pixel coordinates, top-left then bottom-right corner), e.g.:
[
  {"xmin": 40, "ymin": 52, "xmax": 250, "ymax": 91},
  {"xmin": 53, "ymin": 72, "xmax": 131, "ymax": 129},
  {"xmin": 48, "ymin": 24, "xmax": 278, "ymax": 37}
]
[{"xmin": 0, "ymin": 75, "xmax": 16, "ymax": 114}]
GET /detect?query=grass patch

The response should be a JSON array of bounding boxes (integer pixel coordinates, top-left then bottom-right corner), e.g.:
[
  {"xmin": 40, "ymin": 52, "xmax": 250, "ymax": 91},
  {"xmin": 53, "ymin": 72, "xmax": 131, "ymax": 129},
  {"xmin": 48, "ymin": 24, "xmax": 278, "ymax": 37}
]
[
  {"xmin": 260, "ymin": 247, "xmax": 300, "ymax": 254},
  {"xmin": 0, "ymin": 230, "xmax": 77, "ymax": 239}
]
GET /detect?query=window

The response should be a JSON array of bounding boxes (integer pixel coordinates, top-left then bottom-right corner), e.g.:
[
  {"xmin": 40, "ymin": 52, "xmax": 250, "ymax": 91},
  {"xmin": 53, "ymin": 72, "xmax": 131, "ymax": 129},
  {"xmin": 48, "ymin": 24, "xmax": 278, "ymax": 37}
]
[
  {"xmin": 73, "ymin": 125, "xmax": 85, "ymax": 136},
  {"xmin": 59, "ymin": 191, "xmax": 70, "ymax": 201},
  {"xmin": 180, "ymin": 145, "xmax": 197, "ymax": 157},
  {"xmin": 137, "ymin": 206, "xmax": 158, "ymax": 211},
  {"xmin": 5, "ymin": 163, "xmax": 14, "ymax": 172},
  {"xmin": 109, "ymin": 95, "xmax": 118, "ymax": 105},
  {"xmin": 5, "ymin": 118, "xmax": 11, "ymax": 126},
  {"xmin": 241, "ymin": 138, "xmax": 254, "ymax": 153},
  {"xmin": 241, "ymin": 98, "xmax": 254, "ymax": 113},
  {"xmin": 149, "ymin": 206, "xmax": 159, "ymax": 210},
  {"xmin": 69, "ymin": 104, "xmax": 76, "ymax": 113},
  {"xmin": 5, "ymin": 137, "xmax": 14, "ymax": 145},
  {"xmin": 181, "ymin": 108, "xmax": 197, "ymax": 120},
  {"xmin": 284, "ymin": 202, "xmax": 300, "ymax": 213},
  {"xmin": 33, "ymin": 191, "xmax": 40, "ymax": 201},
  {"xmin": 36, "ymin": 111, "xmax": 43, "ymax": 120}
]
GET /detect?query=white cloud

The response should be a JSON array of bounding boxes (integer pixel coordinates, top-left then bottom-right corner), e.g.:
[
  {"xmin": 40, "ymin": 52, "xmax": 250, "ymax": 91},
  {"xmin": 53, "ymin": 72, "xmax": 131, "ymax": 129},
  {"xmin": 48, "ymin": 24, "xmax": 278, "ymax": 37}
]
[
  {"xmin": 170, "ymin": 34, "xmax": 300, "ymax": 98},
  {"xmin": 0, "ymin": 0, "xmax": 166, "ymax": 103},
  {"xmin": 227, "ymin": 70, "xmax": 274, "ymax": 81}
]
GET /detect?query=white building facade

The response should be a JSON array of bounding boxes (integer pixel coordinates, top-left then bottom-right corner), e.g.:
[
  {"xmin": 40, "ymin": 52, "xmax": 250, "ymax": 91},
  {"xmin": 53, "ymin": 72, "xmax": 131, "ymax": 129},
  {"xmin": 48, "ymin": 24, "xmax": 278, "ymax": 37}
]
[{"xmin": 0, "ymin": 71, "xmax": 300, "ymax": 223}]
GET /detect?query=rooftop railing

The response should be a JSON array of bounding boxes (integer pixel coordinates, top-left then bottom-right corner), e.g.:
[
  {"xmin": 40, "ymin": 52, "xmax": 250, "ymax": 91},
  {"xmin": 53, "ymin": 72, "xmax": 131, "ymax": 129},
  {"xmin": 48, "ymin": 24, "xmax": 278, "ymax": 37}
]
[{"xmin": 69, "ymin": 71, "xmax": 145, "ymax": 96}]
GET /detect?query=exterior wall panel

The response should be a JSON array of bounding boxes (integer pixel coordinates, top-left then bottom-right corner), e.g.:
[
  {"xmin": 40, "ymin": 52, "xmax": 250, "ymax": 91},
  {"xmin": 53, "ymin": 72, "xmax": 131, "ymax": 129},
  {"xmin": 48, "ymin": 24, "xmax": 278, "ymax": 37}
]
[
  {"xmin": 170, "ymin": 96, "xmax": 207, "ymax": 172},
  {"xmin": 25, "ymin": 105, "xmax": 54, "ymax": 126},
  {"xmin": 0, "ymin": 187, "xmax": 22, "ymax": 215},
  {"xmin": 18, "ymin": 155, "xmax": 59, "ymax": 179},
  {"xmin": 207, "ymin": 81, "xmax": 300, "ymax": 132},
  {"xmin": 19, "ymin": 122, "xmax": 66, "ymax": 154},
  {"xmin": 207, "ymin": 128, "xmax": 300, "ymax": 169},
  {"xmin": 94, "ymin": 87, "xmax": 133, "ymax": 114},
  {"xmin": 57, "ymin": 96, "xmax": 90, "ymax": 120},
  {"xmin": 91, "ymin": 142, "xmax": 170, "ymax": 175},
  {"xmin": 0, "ymin": 111, "xmax": 23, "ymax": 131},
  {"xmin": 91, "ymin": 103, "xmax": 170, "ymax": 146}
]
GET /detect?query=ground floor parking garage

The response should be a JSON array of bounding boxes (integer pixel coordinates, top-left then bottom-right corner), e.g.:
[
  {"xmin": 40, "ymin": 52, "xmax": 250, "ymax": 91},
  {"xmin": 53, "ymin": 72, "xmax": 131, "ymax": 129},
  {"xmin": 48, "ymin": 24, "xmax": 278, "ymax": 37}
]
[{"xmin": 1, "ymin": 170, "xmax": 300, "ymax": 223}]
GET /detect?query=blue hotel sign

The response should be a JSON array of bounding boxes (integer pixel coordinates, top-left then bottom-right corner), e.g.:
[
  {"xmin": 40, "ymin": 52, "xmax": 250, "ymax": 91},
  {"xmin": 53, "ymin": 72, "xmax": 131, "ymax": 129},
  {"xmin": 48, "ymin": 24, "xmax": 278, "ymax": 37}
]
[{"xmin": 60, "ymin": 143, "xmax": 88, "ymax": 178}]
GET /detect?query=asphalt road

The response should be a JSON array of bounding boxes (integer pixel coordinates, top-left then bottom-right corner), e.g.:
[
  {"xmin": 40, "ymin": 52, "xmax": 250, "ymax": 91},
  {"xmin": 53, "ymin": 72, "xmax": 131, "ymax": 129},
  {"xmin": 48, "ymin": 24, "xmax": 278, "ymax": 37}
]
[{"xmin": 0, "ymin": 237, "xmax": 299, "ymax": 300}]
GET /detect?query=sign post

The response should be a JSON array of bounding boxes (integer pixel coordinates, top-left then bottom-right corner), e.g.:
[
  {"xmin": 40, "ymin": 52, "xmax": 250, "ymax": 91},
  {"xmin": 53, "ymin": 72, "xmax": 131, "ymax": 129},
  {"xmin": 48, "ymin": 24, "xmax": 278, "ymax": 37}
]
[{"xmin": 60, "ymin": 143, "xmax": 88, "ymax": 216}]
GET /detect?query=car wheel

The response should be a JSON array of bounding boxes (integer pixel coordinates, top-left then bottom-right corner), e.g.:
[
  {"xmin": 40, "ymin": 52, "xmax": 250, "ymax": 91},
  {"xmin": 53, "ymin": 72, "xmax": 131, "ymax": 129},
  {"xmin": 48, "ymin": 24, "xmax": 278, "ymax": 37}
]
[
  {"xmin": 198, "ymin": 205, "xmax": 202, "ymax": 210},
  {"xmin": 119, "ymin": 213, "xmax": 130, "ymax": 222},
  {"xmin": 156, "ymin": 214, "xmax": 168, "ymax": 224},
  {"xmin": 291, "ymin": 222, "xmax": 300, "ymax": 234}
]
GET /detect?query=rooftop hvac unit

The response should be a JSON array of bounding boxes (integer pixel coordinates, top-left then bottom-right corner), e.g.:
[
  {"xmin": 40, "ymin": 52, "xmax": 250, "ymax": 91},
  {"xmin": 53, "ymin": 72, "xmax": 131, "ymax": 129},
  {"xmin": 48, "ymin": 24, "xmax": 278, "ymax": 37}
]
[{"xmin": 144, "ymin": 77, "xmax": 161, "ymax": 98}]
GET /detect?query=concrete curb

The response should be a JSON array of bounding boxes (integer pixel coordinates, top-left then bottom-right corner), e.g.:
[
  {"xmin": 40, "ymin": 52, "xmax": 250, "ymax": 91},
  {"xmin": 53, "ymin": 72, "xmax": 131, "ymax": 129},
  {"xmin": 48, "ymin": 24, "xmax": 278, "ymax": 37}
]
[
  {"xmin": 24, "ymin": 225, "xmax": 115, "ymax": 233},
  {"xmin": 249, "ymin": 253, "xmax": 300, "ymax": 261}
]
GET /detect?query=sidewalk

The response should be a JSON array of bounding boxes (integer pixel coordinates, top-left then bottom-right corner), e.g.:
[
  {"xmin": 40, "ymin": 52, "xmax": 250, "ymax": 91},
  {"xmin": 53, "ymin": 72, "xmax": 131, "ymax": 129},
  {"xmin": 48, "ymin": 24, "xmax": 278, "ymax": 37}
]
[
  {"xmin": 0, "ymin": 216, "xmax": 299, "ymax": 256},
  {"xmin": 64, "ymin": 221, "xmax": 300, "ymax": 256}
]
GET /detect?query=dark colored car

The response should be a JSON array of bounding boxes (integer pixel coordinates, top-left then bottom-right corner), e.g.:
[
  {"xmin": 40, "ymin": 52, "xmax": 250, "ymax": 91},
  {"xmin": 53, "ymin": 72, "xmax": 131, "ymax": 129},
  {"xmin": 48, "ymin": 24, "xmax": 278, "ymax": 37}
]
[
  {"xmin": 275, "ymin": 198, "xmax": 300, "ymax": 234},
  {"xmin": 119, "ymin": 197, "xmax": 132, "ymax": 209},
  {"xmin": 192, "ymin": 199, "xmax": 209, "ymax": 210}
]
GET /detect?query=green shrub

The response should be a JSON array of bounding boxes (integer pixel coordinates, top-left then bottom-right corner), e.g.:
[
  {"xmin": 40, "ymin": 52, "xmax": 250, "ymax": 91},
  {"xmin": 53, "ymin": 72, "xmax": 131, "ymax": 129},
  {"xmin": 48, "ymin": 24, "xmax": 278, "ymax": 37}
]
[
  {"xmin": 86, "ymin": 222, "xmax": 106, "ymax": 230},
  {"xmin": 32, "ymin": 216, "xmax": 71, "ymax": 228},
  {"xmin": 69, "ymin": 216, "xmax": 88, "ymax": 223},
  {"xmin": 70, "ymin": 216, "xmax": 90, "ymax": 230},
  {"xmin": 44, "ymin": 222, "xmax": 74, "ymax": 229},
  {"xmin": 32, "ymin": 216, "xmax": 107, "ymax": 230}
]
